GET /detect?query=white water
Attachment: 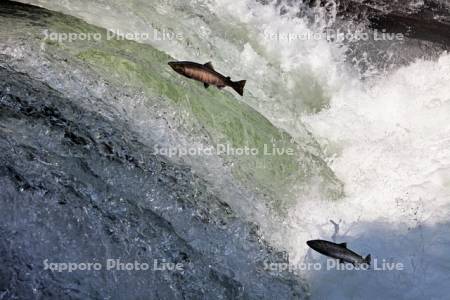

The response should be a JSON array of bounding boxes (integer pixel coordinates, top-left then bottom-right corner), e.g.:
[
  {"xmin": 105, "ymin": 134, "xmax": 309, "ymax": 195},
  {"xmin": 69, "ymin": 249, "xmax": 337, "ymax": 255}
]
[
  {"xmin": 296, "ymin": 55, "xmax": 450, "ymax": 298},
  {"xmin": 209, "ymin": 1, "xmax": 450, "ymax": 298},
  {"xmin": 18, "ymin": 0, "xmax": 450, "ymax": 298}
]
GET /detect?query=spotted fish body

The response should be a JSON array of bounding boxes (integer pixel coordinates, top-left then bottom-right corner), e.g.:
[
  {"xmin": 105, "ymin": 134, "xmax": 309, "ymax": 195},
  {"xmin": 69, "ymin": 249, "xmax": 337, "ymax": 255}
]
[{"xmin": 168, "ymin": 61, "xmax": 246, "ymax": 96}]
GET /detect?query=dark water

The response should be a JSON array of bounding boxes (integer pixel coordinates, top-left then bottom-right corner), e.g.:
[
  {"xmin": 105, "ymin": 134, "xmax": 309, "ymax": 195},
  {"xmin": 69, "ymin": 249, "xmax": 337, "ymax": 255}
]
[
  {"xmin": 2, "ymin": 0, "xmax": 449, "ymax": 298},
  {"xmin": 0, "ymin": 65, "xmax": 305, "ymax": 299}
]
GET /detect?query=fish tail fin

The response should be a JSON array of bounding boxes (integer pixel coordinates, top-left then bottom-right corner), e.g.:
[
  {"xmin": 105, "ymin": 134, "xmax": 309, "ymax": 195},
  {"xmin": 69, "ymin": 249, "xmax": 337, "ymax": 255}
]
[
  {"xmin": 231, "ymin": 80, "xmax": 246, "ymax": 96},
  {"xmin": 364, "ymin": 254, "xmax": 371, "ymax": 265}
]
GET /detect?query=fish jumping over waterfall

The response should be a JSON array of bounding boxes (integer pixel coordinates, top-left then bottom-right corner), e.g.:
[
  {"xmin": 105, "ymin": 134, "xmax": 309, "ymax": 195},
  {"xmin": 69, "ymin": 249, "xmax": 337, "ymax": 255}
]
[
  {"xmin": 307, "ymin": 239, "xmax": 371, "ymax": 266},
  {"xmin": 168, "ymin": 61, "xmax": 246, "ymax": 96}
]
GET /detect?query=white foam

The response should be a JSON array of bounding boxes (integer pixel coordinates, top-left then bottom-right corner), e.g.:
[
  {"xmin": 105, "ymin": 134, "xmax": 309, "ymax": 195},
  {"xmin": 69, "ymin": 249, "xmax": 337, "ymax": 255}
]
[
  {"xmin": 18, "ymin": 0, "xmax": 450, "ymax": 297},
  {"xmin": 209, "ymin": 1, "xmax": 450, "ymax": 297}
]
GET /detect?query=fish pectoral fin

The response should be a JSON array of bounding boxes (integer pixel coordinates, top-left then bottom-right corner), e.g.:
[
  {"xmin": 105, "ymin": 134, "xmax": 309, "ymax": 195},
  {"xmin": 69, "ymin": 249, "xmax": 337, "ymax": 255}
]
[
  {"xmin": 338, "ymin": 242, "xmax": 347, "ymax": 248},
  {"xmin": 204, "ymin": 83, "xmax": 210, "ymax": 89},
  {"xmin": 204, "ymin": 62, "xmax": 214, "ymax": 70}
]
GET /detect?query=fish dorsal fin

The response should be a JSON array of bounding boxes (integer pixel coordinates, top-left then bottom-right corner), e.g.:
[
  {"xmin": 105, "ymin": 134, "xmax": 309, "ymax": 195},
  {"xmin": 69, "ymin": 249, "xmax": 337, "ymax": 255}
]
[
  {"xmin": 204, "ymin": 61, "xmax": 214, "ymax": 70},
  {"xmin": 339, "ymin": 242, "xmax": 347, "ymax": 248}
]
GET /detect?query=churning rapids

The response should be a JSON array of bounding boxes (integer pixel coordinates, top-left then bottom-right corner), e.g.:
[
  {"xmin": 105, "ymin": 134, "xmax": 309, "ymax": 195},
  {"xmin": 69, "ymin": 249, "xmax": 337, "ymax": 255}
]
[{"xmin": 1, "ymin": 0, "xmax": 450, "ymax": 299}]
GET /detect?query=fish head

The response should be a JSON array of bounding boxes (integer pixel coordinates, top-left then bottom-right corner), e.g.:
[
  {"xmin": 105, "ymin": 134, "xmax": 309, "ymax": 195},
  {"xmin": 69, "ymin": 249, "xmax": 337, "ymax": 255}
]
[
  {"xmin": 168, "ymin": 61, "xmax": 185, "ymax": 74},
  {"xmin": 306, "ymin": 240, "xmax": 321, "ymax": 249}
]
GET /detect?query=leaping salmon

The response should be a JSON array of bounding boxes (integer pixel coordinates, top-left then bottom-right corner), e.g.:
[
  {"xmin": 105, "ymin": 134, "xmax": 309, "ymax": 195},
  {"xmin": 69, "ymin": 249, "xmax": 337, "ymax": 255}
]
[
  {"xmin": 168, "ymin": 61, "xmax": 246, "ymax": 96},
  {"xmin": 307, "ymin": 239, "xmax": 371, "ymax": 266}
]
